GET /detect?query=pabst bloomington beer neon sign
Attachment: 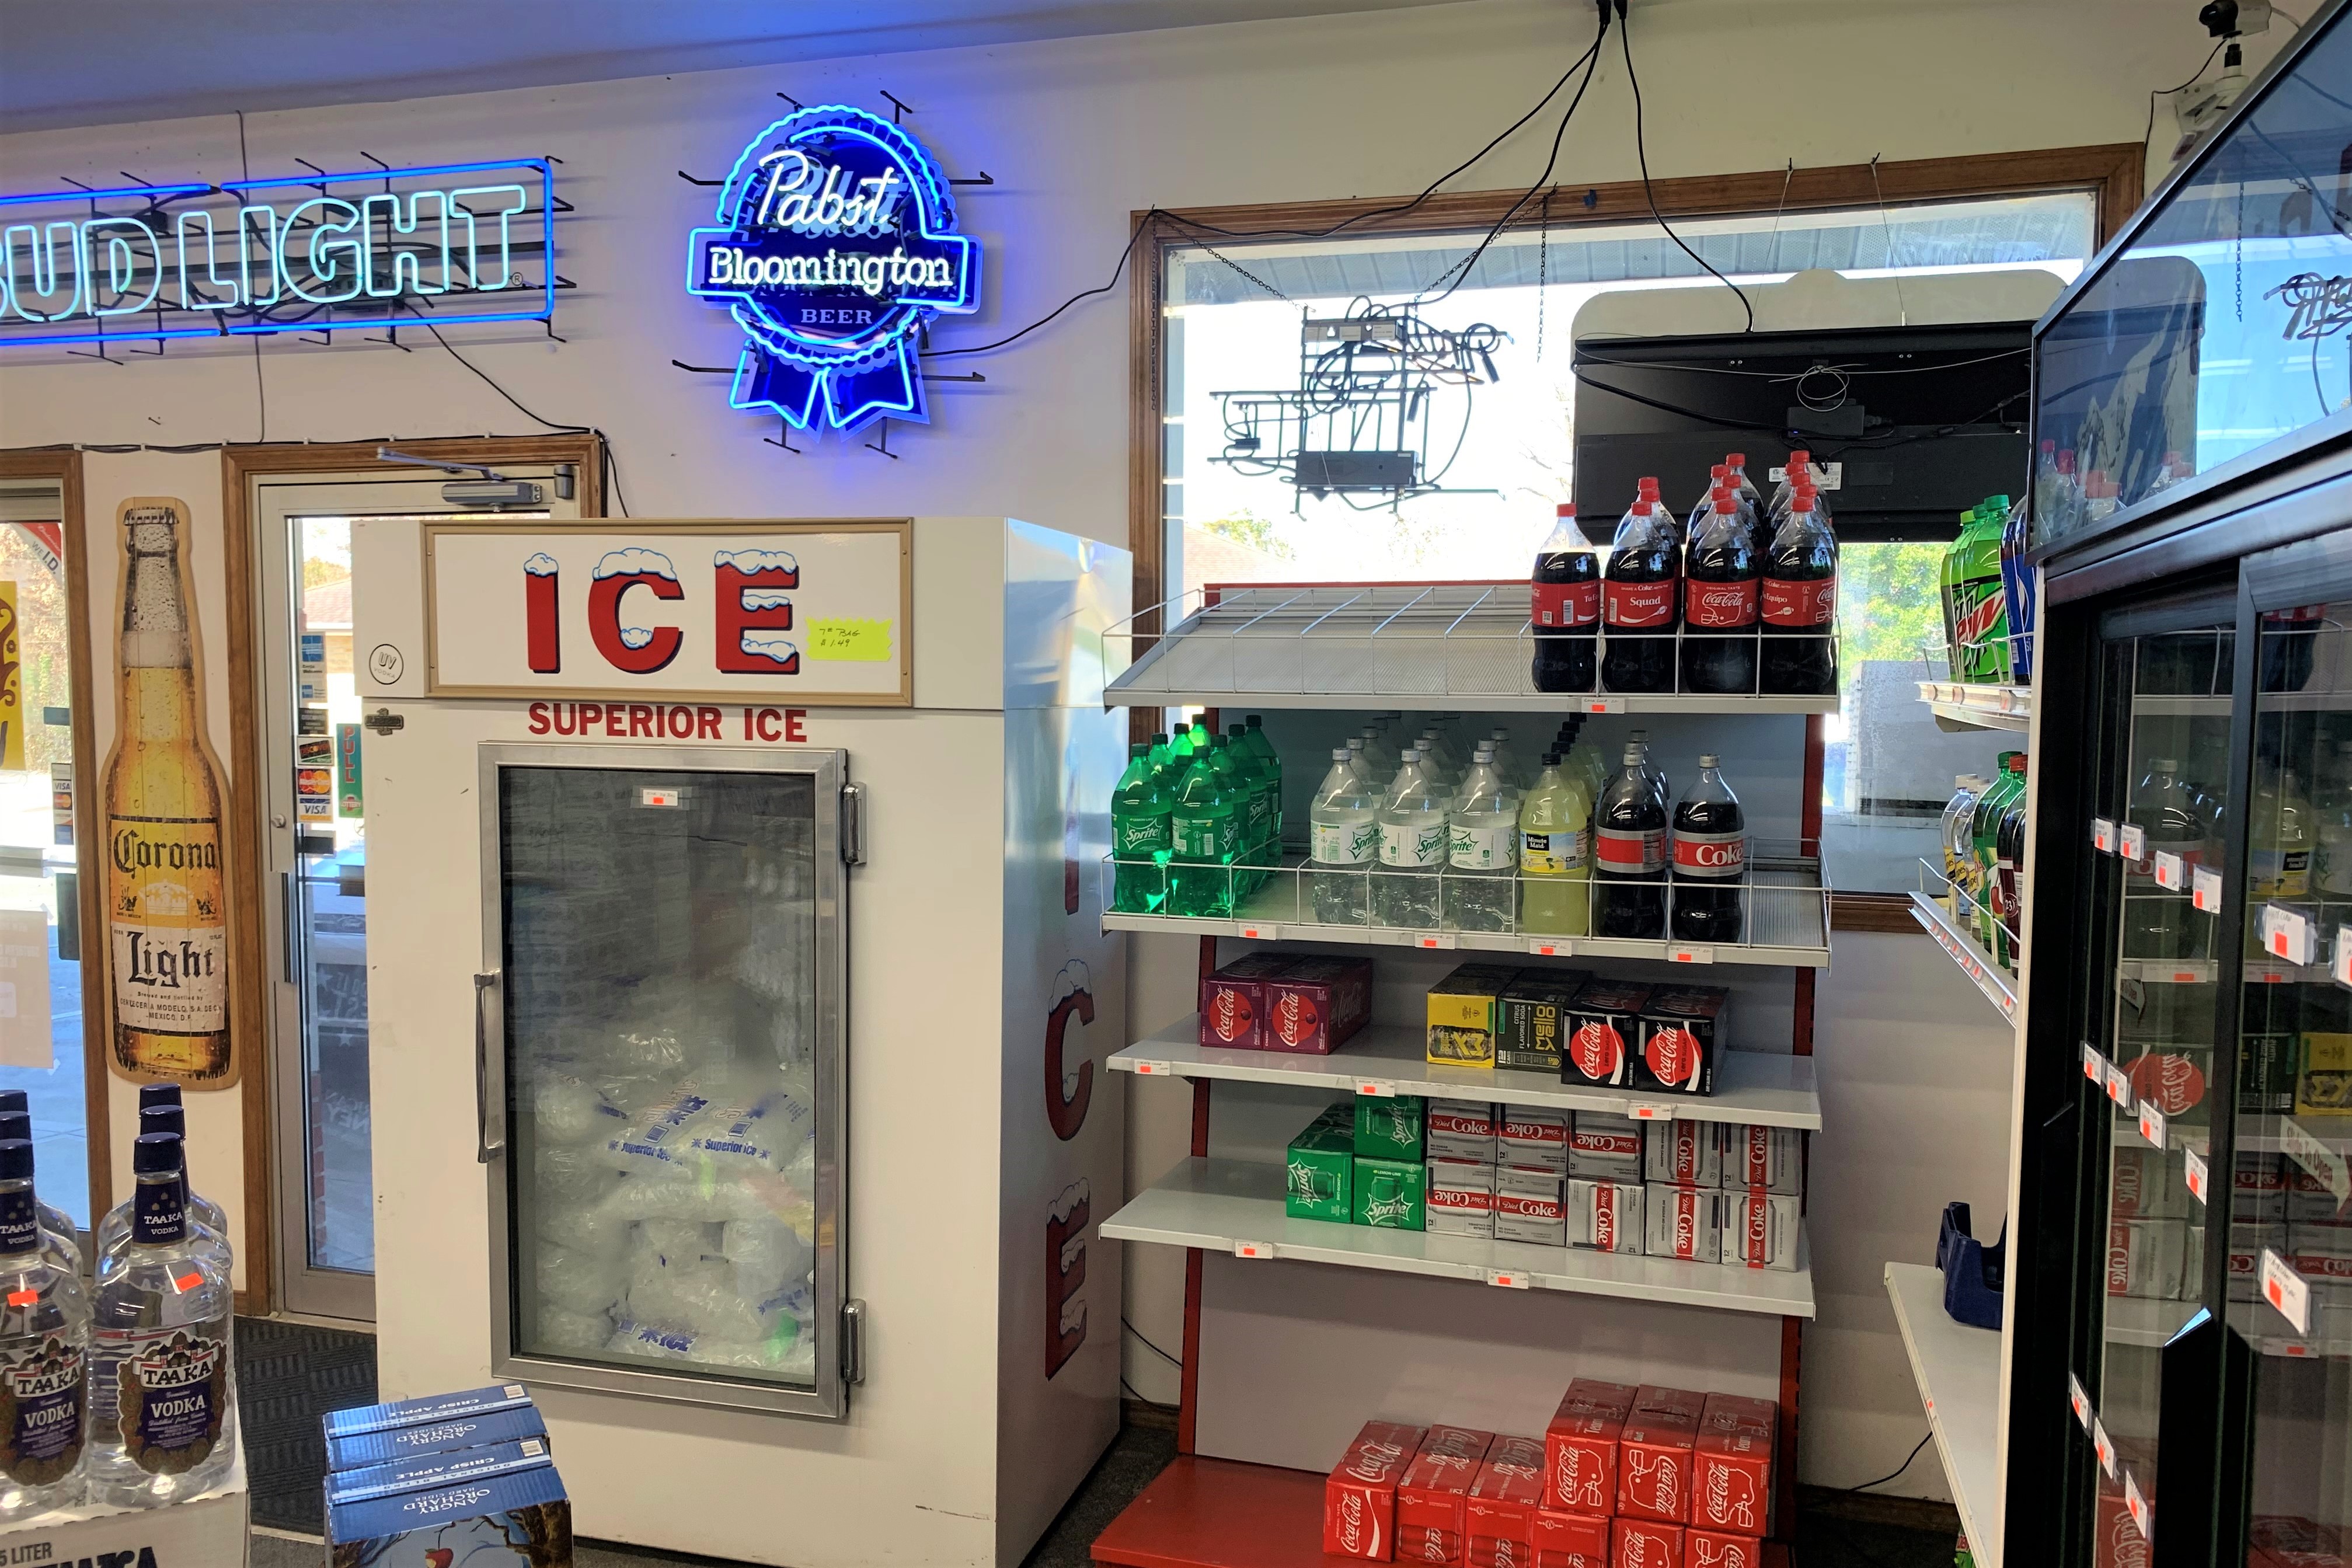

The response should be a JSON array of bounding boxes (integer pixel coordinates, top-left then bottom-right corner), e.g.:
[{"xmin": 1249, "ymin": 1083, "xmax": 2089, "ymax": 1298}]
[{"xmin": 687, "ymin": 106, "xmax": 980, "ymax": 436}]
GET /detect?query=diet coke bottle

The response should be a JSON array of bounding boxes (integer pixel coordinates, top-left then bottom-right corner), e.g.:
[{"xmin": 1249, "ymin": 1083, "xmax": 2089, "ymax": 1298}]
[
  {"xmin": 1670, "ymin": 755, "xmax": 1746, "ymax": 943},
  {"xmin": 1679, "ymin": 490, "xmax": 1759, "ymax": 695},
  {"xmin": 1761, "ymin": 482, "xmax": 1838, "ymax": 695},
  {"xmin": 1531, "ymin": 503, "xmax": 1601, "ymax": 694},
  {"xmin": 1601, "ymin": 479, "xmax": 1679, "ymax": 695},
  {"xmin": 1594, "ymin": 745, "xmax": 1667, "ymax": 938}
]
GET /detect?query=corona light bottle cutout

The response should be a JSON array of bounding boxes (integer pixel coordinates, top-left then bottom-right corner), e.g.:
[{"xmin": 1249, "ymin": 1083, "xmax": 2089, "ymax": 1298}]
[{"xmin": 102, "ymin": 502, "xmax": 232, "ymax": 1086}]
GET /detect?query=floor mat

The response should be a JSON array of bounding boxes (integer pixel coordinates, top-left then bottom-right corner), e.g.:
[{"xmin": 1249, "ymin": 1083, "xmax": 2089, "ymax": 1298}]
[{"xmin": 235, "ymin": 1315, "xmax": 378, "ymax": 1535}]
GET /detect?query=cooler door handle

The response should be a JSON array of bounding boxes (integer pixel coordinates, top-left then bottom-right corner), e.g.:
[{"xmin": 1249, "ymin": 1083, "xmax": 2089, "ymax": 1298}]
[{"xmin": 474, "ymin": 970, "xmax": 506, "ymax": 1163}]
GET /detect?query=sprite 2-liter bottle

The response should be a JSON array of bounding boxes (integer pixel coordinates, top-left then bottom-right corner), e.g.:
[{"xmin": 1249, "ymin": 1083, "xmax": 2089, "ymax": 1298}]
[
  {"xmin": 1169, "ymin": 737, "xmax": 1241, "ymax": 917},
  {"xmin": 1111, "ymin": 744, "xmax": 1172, "ymax": 914}
]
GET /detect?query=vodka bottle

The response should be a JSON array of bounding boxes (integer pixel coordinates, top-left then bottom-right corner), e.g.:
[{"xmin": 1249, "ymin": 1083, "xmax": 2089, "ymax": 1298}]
[
  {"xmin": 1376, "ymin": 750, "xmax": 1448, "ymax": 928},
  {"xmin": 1309, "ymin": 749, "xmax": 1380, "ymax": 926},
  {"xmin": 96, "ymin": 1106, "xmax": 229, "ymax": 1270},
  {"xmin": 0, "ymin": 1138, "xmax": 88, "ymax": 1520},
  {"xmin": 1518, "ymin": 751, "xmax": 1593, "ymax": 937},
  {"xmin": 89, "ymin": 1133, "xmax": 235, "ymax": 1508},
  {"xmin": 0, "ymin": 1096, "xmax": 79, "ymax": 1271},
  {"xmin": 1445, "ymin": 746, "xmax": 1518, "ymax": 932}
]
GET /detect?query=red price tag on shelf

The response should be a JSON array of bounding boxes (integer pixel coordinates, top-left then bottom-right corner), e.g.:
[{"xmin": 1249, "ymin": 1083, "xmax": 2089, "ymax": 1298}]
[
  {"xmin": 1668, "ymin": 945, "xmax": 1716, "ymax": 965},
  {"xmin": 2083, "ymin": 1041, "xmax": 2105, "ymax": 1083},
  {"xmin": 2119, "ymin": 824, "xmax": 2147, "ymax": 862},
  {"xmin": 1131, "ymin": 1059, "xmax": 1176, "ymax": 1077},
  {"xmin": 2092, "ymin": 1417, "xmax": 2117, "ymax": 1478},
  {"xmin": 1486, "ymin": 1269, "xmax": 1530, "ymax": 1289},
  {"xmin": 2068, "ymin": 1373, "xmax": 2092, "ymax": 1431},
  {"xmin": 2263, "ymin": 1248, "xmax": 2312, "ymax": 1335},
  {"xmin": 2124, "ymin": 1471, "xmax": 2152, "ymax": 1541},
  {"xmin": 2185, "ymin": 1146, "xmax": 2209, "ymax": 1204},
  {"xmin": 1234, "ymin": 1240, "xmax": 1275, "ymax": 1260},
  {"xmin": 1237, "ymin": 923, "xmax": 1280, "ymax": 941},
  {"xmin": 2138, "ymin": 1103, "xmax": 2167, "ymax": 1149},
  {"xmin": 1627, "ymin": 1103, "xmax": 1675, "ymax": 1121},
  {"xmin": 2106, "ymin": 1061, "xmax": 2133, "ymax": 1109},
  {"xmin": 1416, "ymin": 933, "xmax": 1459, "ymax": 950},
  {"xmin": 1355, "ymin": 1079, "xmax": 1397, "ymax": 1098},
  {"xmin": 2152, "ymin": 852, "xmax": 2186, "ymax": 891},
  {"xmin": 2264, "ymin": 905, "xmax": 2317, "ymax": 964},
  {"xmin": 1527, "ymin": 939, "xmax": 1573, "ymax": 958},
  {"xmin": 2092, "ymin": 818, "xmax": 2116, "ymax": 854},
  {"xmin": 1582, "ymin": 698, "xmax": 1626, "ymax": 715},
  {"xmin": 2193, "ymin": 865, "xmax": 2223, "ymax": 913}
]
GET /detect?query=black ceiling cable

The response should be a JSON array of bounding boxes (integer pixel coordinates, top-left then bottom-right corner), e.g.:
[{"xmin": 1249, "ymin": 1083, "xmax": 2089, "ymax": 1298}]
[{"xmin": 1616, "ymin": 0, "xmax": 1754, "ymax": 332}]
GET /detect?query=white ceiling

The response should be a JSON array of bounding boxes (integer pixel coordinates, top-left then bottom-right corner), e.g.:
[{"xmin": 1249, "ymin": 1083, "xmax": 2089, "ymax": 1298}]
[{"xmin": 0, "ymin": 0, "xmax": 1470, "ymax": 134}]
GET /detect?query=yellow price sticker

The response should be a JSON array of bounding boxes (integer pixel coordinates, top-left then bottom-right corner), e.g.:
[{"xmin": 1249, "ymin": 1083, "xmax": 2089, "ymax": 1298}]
[{"xmin": 806, "ymin": 618, "xmax": 893, "ymax": 662}]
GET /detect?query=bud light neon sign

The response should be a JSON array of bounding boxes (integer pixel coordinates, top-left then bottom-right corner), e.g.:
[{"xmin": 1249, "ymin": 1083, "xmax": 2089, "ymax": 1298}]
[{"xmin": 686, "ymin": 106, "xmax": 980, "ymax": 436}]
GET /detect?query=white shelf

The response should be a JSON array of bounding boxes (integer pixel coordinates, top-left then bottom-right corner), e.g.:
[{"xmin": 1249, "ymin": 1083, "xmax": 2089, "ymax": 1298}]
[
  {"xmin": 1885, "ymin": 1263, "xmax": 2003, "ymax": 1567},
  {"xmin": 1111, "ymin": 1017, "xmax": 1822, "ymax": 1128},
  {"xmin": 2102, "ymin": 1294, "xmax": 2201, "ymax": 1350},
  {"xmin": 1106, "ymin": 585, "xmax": 1839, "ymax": 714},
  {"xmin": 1908, "ymin": 892, "xmax": 2018, "ymax": 1022},
  {"xmin": 2113, "ymin": 957, "xmax": 2323, "ymax": 985},
  {"xmin": 1106, "ymin": 1156, "xmax": 1815, "ymax": 1318},
  {"xmin": 1916, "ymin": 680, "xmax": 2032, "ymax": 734}
]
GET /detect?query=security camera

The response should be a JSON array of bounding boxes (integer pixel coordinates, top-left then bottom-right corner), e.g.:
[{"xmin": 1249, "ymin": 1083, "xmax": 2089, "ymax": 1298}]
[{"xmin": 2198, "ymin": 0, "xmax": 2274, "ymax": 36}]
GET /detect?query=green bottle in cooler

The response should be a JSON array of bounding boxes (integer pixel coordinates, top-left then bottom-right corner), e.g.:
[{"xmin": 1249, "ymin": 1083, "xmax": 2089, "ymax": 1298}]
[
  {"xmin": 1242, "ymin": 715, "xmax": 1284, "ymax": 850},
  {"xmin": 1945, "ymin": 504, "xmax": 2013, "ymax": 683},
  {"xmin": 1169, "ymin": 742, "xmax": 1241, "ymax": 917},
  {"xmin": 1110, "ymin": 743, "xmax": 1172, "ymax": 914},
  {"xmin": 1226, "ymin": 724, "xmax": 1273, "ymax": 890},
  {"xmin": 1971, "ymin": 753, "xmax": 2022, "ymax": 954}
]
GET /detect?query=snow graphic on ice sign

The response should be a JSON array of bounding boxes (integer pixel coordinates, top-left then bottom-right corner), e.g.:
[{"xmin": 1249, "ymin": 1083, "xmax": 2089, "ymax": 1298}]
[
  {"xmin": 594, "ymin": 548, "xmax": 678, "ymax": 581},
  {"xmin": 715, "ymin": 548, "xmax": 798, "ymax": 582},
  {"xmin": 524, "ymin": 552, "xmax": 559, "ymax": 576},
  {"xmin": 743, "ymin": 590, "xmax": 793, "ymax": 610},
  {"xmin": 740, "ymin": 632, "xmax": 800, "ymax": 668},
  {"xmin": 619, "ymin": 627, "xmax": 655, "ymax": 650}
]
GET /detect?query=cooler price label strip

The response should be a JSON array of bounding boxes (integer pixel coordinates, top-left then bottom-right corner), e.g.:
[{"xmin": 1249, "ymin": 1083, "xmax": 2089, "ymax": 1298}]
[
  {"xmin": 2119, "ymin": 824, "xmax": 2147, "ymax": 862},
  {"xmin": 1486, "ymin": 1269, "xmax": 1531, "ymax": 1289},
  {"xmin": 1354, "ymin": 1079, "xmax": 1398, "ymax": 1099},
  {"xmin": 2092, "ymin": 1417, "xmax": 2117, "ymax": 1479},
  {"xmin": 1917, "ymin": 895, "xmax": 2016, "ymax": 1019},
  {"xmin": 2184, "ymin": 1147, "xmax": 2209, "ymax": 1205},
  {"xmin": 1627, "ymin": 1102, "xmax": 1676, "ymax": 1121},
  {"xmin": 2093, "ymin": 818, "xmax": 2117, "ymax": 855},
  {"xmin": 1527, "ymin": 939, "xmax": 1574, "ymax": 957},
  {"xmin": 2068, "ymin": 1373, "xmax": 2092, "ymax": 1432},
  {"xmin": 1234, "ymin": 1240, "xmax": 1275, "ymax": 1260},
  {"xmin": 1415, "ymin": 933, "xmax": 1460, "ymax": 951},
  {"xmin": 2124, "ymin": 1469, "xmax": 2152, "ymax": 1541},
  {"xmin": 1580, "ymin": 698, "xmax": 1627, "ymax": 715},
  {"xmin": 2153, "ymin": 852, "xmax": 2186, "ymax": 891},
  {"xmin": 1668, "ymin": 945, "xmax": 1716, "ymax": 965},
  {"xmin": 2193, "ymin": 865, "xmax": 2224, "ymax": 914},
  {"xmin": 1131, "ymin": 1060, "xmax": 1178, "ymax": 1078},
  {"xmin": 2262, "ymin": 1248, "xmax": 2312, "ymax": 1336},
  {"xmin": 2138, "ymin": 1104, "xmax": 2167, "ymax": 1150},
  {"xmin": 2105, "ymin": 1060, "xmax": 2134, "ymax": 1110},
  {"xmin": 1237, "ymin": 923, "xmax": 1281, "ymax": 942},
  {"xmin": 2083, "ymin": 1041, "xmax": 2107, "ymax": 1085},
  {"xmin": 2263, "ymin": 904, "xmax": 2319, "ymax": 966}
]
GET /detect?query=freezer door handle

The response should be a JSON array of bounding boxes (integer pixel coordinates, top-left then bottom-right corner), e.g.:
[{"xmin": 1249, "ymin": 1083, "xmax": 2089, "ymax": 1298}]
[
  {"xmin": 841, "ymin": 1298, "xmax": 867, "ymax": 1385},
  {"xmin": 839, "ymin": 782, "xmax": 865, "ymax": 866},
  {"xmin": 475, "ymin": 970, "xmax": 507, "ymax": 1162}
]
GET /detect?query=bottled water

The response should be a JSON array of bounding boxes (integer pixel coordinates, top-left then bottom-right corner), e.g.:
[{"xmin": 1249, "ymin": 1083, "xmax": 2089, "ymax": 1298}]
[
  {"xmin": 1346, "ymin": 737, "xmax": 1377, "ymax": 785},
  {"xmin": 0, "ymin": 1138, "xmax": 88, "ymax": 1520},
  {"xmin": 89, "ymin": 1133, "xmax": 235, "ymax": 1507},
  {"xmin": 96, "ymin": 1104, "xmax": 229, "ymax": 1270},
  {"xmin": 1376, "ymin": 750, "xmax": 1448, "ymax": 928},
  {"xmin": 1445, "ymin": 745, "xmax": 1518, "ymax": 932},
  {"xmin": 1309, "ymin": 749, "xmax": 1379, "ymax": 926}
]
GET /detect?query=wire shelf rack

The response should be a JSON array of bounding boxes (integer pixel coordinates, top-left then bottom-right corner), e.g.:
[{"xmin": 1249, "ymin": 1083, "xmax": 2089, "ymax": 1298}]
[
  {"xmin": 1105, "ymin": 585, "xmax": 1844, "ymax": 712},
  {"xmin": 1101, "ymin": 841, "xmax": 1829, "ymax": 967},
  {"xmin": 1910, "ymin": 860, "xmax": 2018, "ymax": 1020}
]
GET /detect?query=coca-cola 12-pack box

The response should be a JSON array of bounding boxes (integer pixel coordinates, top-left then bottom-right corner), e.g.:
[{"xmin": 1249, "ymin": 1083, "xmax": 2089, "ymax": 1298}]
[
  {"xmin": 1618, "ymin": 1388, "xmax": 1704, "ymax": 1525},
  {"xmin": 1563, "ymin": 981, "xmax": 1651, "ymax": 1089},
  {"xmin": 1264, "ymin": 955, "xmax": 1374, "ymax": 1054},
  {"xmin": 1611, "ymin": 1517, "xmax": 1684, "ymax": 1567},
  {"xmin": 1197, "ymin": 952, "xmax": 1294, "ymax": 1050},
  {"xmin": 1545, "ymin": 1379, "xmax": 1637, "ymax": 1515},
  {"xmin": 1462, "ymin": 1435, "xmax": 1548, "ymax": 1568},
  {"xmin": 1398, "ymin": 1425, "xmax": 1496, "ymax": 1566},
  {"xmin": 1327, "ymin": 1420, "xmax": 1427, "ymax": 1560},
  {"xmin": 1635, "ymin": 987, "xmax": 1727, "ymax": 1097},
  {"xmin": 1685, "ymin": 1527, "xmax": 1764, "ymax": 1567},
  {"xmin": 1531, "ymin": 1507, "xmax": 1611, "ymax": 1567}
]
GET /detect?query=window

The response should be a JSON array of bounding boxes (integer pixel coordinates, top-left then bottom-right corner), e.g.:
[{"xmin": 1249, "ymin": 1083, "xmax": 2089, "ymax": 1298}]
[{"xmin": 1148, "ymin": 174, "xmax": 2103, "ymax": 895}]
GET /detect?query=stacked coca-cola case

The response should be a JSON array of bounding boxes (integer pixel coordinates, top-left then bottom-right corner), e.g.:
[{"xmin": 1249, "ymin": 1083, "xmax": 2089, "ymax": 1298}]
[{"xmin": 1323, "ymin": 1379, "xmax": 1780, "ymax": 1567}]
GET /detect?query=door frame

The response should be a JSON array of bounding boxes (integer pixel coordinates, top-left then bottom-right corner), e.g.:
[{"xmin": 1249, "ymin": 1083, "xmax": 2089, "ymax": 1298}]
[
  {"xmin": 224, "ymin": 435, "xmax": 603, "ymax": 1315},
  {"xmin": 0, "ymin": 448, "xmax": 107, "ymax": 1238}
]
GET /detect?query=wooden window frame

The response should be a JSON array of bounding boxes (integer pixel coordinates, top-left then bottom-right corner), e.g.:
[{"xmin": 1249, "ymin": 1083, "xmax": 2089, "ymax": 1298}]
[
  {"xmin": 1125, "ymin": 142, "xmax": 2142, "ymax": 934},
  {"xmin": 222, "ymin": 434, "xmax": 603, "ymax": 1310}
]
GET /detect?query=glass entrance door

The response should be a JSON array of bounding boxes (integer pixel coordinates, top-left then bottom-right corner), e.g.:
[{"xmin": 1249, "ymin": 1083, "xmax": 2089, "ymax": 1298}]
[{"xmin": 255, "ymin": 473, "xmax": 575, "ymax": 1319}]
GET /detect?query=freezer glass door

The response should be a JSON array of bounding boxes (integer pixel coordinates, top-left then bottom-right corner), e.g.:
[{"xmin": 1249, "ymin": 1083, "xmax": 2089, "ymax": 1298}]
[
  {"xmin": 486, "ymin": 746, "xmax": 845, "ymax": 1418},
  {"xmin": 2083, "ymin": 607, "xmax": 2237, "ymax": 1559},
  {"xmin": 2228, "ymin": 595, "xmax": 2352, "ymax": 1546}
]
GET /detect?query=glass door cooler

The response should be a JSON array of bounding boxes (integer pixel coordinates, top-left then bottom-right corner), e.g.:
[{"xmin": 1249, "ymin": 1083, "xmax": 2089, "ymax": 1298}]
[{"xmin": 2004, "ymin": 5, "xmax": 2352, "ymax": 1562}]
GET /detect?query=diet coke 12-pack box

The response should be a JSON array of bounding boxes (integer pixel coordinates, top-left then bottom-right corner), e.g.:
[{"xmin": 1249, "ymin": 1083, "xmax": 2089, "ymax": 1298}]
[
  {"xmin": 1720, "ymin": 1125, "xmax": 1803, "ymax": 1196},
  {"xmin": 1197, "ymin": 953, "xmax": 1295, "ymax": 1050},
  {"xmin": 1430, "ymin": 1100, "xmax": 1501, "ymax": 1162},
  {"xmin": 1635, "ymin": 987, "xmax": 1727, "ymax": 1097},
  {"xmin": 1566, "ymin": 1179, "xmax": 1646, "ymax": 1253},
  {"xmin": 1545, "ymin": 1380, "xmax": 1637, "ymax": 1515},
  {"xmin": 1569, "ymin": 1113, "xmax": 1646, "ymax": 1182},
  {"xmin": 1722, "ymin": 1191, "xmax": 1802, "ymax": 1272},
  {"xmin": 1563, "ymin": 981, "xmax": 1653, "ymax": 1089},
  {"xmin": 1531, "ymin": 1507, "xmax": 1612, "ymax": 1567},
  {"xmin": 1427, "ymin": 1158, "xmax": 1499, "ymax": 1239},
  {"xmin": 1644, "ymin": 1186, "xmax": 1724, "ymax": 1263},
  {"xmin": 1398, "ymin": 1425, "xmax": 1497, "ymax": 1565},
  {"xmin": 1462, "ymin": 1435, "xmax": 1548, "ymax": 1568},
  {"xmin": 1498, "ymin": 1165, "xmax": 1570, "ymax": 1246},
  {"xmin": 1643, "ymin": 1121, "xmax": 1721, "ymax": 1188},
  {"xmin": 1328, "ymin": 1420, "xmax": 1428, "ymax": 1560},
  {"xmin": 1502, "ymin": 1109, "xmax": 1572, "ymax": 1171},
  {"xmin": 1618, "ymin": 1390, "xmax": 1703, "ymax": 1524}
]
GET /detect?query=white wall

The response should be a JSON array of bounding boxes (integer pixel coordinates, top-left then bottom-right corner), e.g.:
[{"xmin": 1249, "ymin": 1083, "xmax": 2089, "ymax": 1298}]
[{"xmin": 0, "ymin": 0, "xmax": 2283, "ymax": 1499}]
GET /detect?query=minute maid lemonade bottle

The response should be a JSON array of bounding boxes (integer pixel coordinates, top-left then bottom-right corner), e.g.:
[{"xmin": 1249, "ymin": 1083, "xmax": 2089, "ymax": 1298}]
[{"xmin": 103, "ymin": 504, "xmax": 231, "ymax": 1083}]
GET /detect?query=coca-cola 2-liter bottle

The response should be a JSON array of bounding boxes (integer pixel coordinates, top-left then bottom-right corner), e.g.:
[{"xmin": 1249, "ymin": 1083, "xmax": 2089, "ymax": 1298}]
[
  {"xmin": 1531, "ymin": 503, "xmax": 1601, "ymax": 694},
  {"xmin": 1670, "ymin": 754, "xmax": 1747, "ymax": 942},
  {"xmin": 1601, "ymin": 478, "xmax": 1680, "ymax": 694},
  {"xmin": 1679, "ymin": 489, "xmax": 1759, "ymax": 695},
  {"xmin": 1594, "ymin": 745, "xmax": 1667, "ymax": 938},
  {"xmin": 1760, "ymin": 482, "xmax": 1838, "ymax": 695}
]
